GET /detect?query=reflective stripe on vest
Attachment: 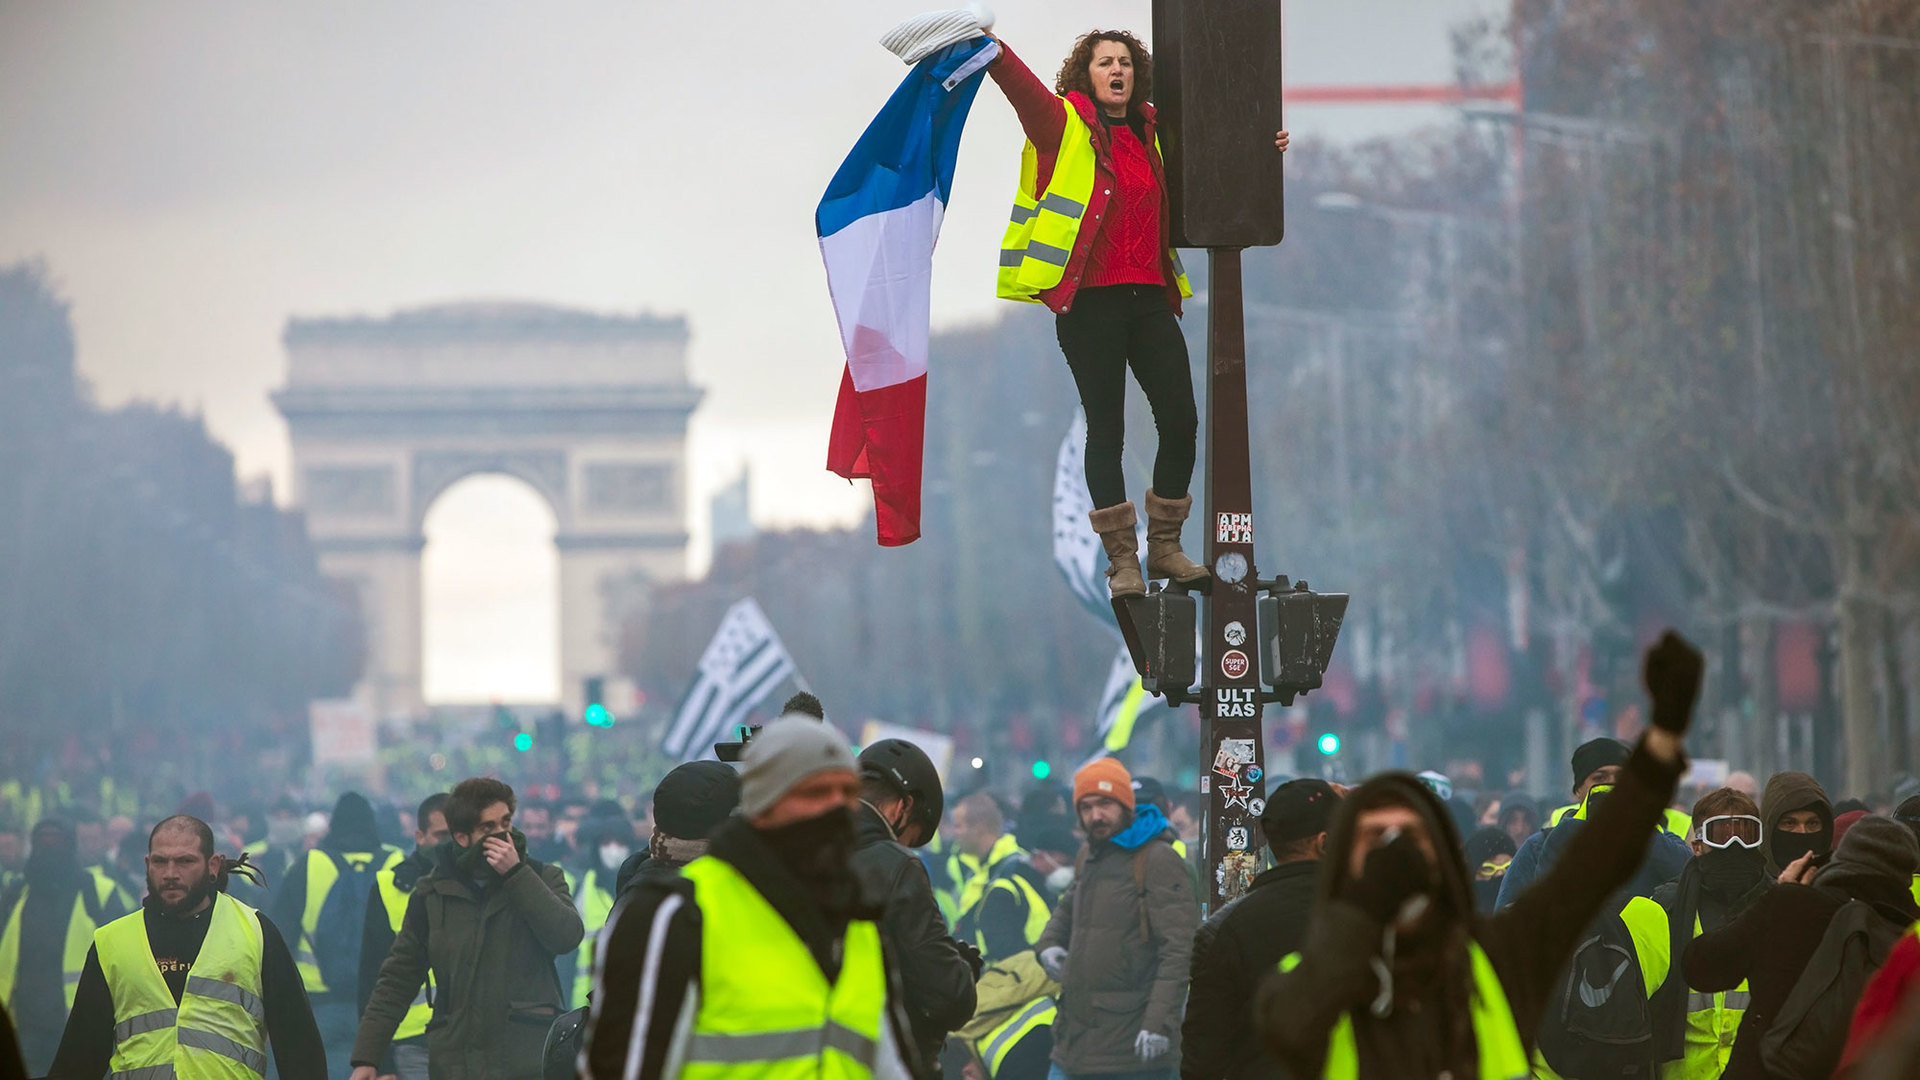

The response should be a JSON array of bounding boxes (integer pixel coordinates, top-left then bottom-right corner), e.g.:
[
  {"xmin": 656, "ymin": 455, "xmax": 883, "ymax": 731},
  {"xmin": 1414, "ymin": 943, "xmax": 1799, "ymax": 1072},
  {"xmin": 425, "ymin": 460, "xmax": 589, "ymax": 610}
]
[
  {"xmin": 1660, "ymin": 914, "xmax": 1747, "ymax": 1080},
  {"xmin": 572, "ymin": 865, "xmax": 618, "ymax": 1009},
  {"xmin": 375, "ymin": 867, "xmax": 433, "ymax": 1041},
  {"xmin": 680, "ymin": 856, "xmax": 887, "ymax": 1080},
  {"xmin": 958, "ymin": 835, "xmax": 1025, "ymax": 916},
  {"xmin": 0, "ymin": 883, "xmax": 102, "ymax": 1009},
  {"xmin": 96, "ymin": 892, "xmax": 267, "ymax": 1080},
  {"xmin": 295, "ymin": 846, "xmax": 400, "ymax": 992},
  {"xmin": 995, "ymin": 103, "xmax": 1192, "ymax": 304},
  {"xmin": 975, "ymin": 995, "xmax": 1056, "ymax": 1077},
  {"xmin": 968, "ymin": 874, "xmax": 1051, "ymax": 957},
  {"xmin": 1280, "ymin": 940, "xmax": 1529, "ymax": 1080}
]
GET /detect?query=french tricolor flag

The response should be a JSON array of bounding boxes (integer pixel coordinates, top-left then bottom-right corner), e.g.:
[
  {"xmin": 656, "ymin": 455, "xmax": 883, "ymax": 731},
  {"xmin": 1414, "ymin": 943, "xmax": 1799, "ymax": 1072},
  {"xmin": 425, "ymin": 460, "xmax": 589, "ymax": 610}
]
[{"xmin": 820, "ymin": 36, "xmax": 999, "ymax": 547}]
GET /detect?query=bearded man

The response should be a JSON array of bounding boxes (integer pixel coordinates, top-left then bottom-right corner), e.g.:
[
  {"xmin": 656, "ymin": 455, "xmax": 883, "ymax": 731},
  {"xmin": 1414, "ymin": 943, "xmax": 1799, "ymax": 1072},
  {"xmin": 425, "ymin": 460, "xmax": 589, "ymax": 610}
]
[{"xmin": 45, "ymin": 814, "xmax": 325, "ymax": 1078}]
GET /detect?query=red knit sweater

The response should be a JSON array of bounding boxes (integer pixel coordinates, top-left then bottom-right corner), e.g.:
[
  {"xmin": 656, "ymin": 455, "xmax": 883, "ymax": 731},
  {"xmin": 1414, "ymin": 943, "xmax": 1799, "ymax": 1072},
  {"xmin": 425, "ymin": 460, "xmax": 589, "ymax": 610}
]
[{"xmin": 1083, "ymin": 117, "xmax": 1165, "ymax": 289}]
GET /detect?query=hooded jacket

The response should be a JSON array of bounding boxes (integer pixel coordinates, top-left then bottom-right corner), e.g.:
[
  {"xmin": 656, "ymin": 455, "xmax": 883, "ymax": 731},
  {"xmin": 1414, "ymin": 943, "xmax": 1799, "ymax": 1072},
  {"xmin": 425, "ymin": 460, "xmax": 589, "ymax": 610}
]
[
  {"xmin": 1258, "ymin": 739, "xmax": 1684, "ymax": 1079},
  {"xmin": 351, "ymin": 839, "xmax": 583, "ymax": 1080},
  {"xmin": 1036, "ymin": 810, "xmax": 1197, "ymax": 1074},
  {"xmin": 1759, "ymin": 771, "xmax": 1833, "ymax": 878}
]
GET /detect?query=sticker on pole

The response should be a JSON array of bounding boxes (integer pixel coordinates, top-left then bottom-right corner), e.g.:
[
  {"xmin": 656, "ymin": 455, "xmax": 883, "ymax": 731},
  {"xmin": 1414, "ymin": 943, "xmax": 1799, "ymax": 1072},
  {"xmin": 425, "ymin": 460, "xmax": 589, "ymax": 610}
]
[
  {"xmin": 1224, "ymin": 620, "xmax": 1247, "ymax": 646},
  {"xmin": 1221, "ymin": 649, "xmax": 1250, "ymax": 679},
  {"xmin": 1216, "ymin": 512, "xmax": 1253, "ymax": 544},
  {"xmin": 1227, "ymin": 826, "xmax": 1250, "ymax": 851}
]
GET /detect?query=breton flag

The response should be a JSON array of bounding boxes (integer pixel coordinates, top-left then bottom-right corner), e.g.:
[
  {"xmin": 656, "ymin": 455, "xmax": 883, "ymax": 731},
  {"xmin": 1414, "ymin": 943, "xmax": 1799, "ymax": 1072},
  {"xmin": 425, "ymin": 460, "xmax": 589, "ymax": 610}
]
[
  {"xmin": 822, "ymin": 36, "xmax": 1000, "ymax": 547},
  {"xmin": 661, "ymin": 598, "xmax": 799, "ymax": 760},
  {"xmin": 1052, "ymin": 409, "xmax": 1109, "ymax": 617},
  {"xmin": 1095, "ymin": 643, "xmax": 1151, "ymax": 754}
]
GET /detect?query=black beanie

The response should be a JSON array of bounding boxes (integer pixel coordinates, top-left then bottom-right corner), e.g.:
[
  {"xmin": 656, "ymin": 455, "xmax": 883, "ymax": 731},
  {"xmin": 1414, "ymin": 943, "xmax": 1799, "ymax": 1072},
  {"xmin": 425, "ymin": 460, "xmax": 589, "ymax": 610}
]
[
  {"xmin": 652, "ymin": 761, "xmax": 742, "ymax": 840},
  {"xmin": 1570, "ymin": 738, "xmax": 1631, "ymax": 790}
]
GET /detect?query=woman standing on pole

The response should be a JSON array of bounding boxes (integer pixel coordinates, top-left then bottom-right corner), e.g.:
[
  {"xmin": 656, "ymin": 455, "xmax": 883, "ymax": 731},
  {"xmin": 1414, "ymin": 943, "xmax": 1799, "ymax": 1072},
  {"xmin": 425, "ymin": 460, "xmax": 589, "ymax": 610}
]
[{"xmin": 985, "ymin": 28, "xmax": 1287, "ymax": 597}]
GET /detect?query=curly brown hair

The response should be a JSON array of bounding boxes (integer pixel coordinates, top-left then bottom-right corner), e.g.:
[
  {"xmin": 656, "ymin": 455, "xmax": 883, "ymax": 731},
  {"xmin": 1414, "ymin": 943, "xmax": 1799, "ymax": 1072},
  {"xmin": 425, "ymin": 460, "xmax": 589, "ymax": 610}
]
[{"xmin": 1054, "ymin": 30, "xmax": 1153, "ymax": 112}]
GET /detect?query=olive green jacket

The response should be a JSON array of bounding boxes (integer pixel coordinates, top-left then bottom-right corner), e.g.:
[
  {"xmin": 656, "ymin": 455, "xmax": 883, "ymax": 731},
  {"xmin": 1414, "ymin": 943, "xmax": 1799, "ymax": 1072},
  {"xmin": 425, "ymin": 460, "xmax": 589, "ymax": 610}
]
[{"xmin": 352, "ymin": 845, "xmax": 584, "ymax": 1079}]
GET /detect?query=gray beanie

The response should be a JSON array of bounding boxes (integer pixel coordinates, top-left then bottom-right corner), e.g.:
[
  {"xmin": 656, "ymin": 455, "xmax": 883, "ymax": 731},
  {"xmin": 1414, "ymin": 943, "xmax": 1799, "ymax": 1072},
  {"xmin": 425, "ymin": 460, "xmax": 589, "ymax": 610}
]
[
  {"xmin": 738, "ymin": 716, "xmax": 857, "ymax": 820},
  {"xmin": 1826, "ymin": 815, "xmax": 1920, "ymax": 882}
]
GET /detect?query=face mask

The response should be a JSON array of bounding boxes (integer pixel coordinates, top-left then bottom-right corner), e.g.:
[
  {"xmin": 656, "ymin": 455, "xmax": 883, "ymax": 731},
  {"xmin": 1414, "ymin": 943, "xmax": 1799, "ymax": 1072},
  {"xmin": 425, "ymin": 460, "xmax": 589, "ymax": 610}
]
[
  {"xmin": 1046, "ymin": 865, "xmax": 1076, "ymax": 893},
  {"xmin": 599, "ymin": 843, "xmax": 631, "ymax": 870},
  {"xmin": 1771, "ymin": 828, "xmax": 1830, "ymax": 871},
  {"xmin": 760, "ymin": 807, "xmax": 858, "ymax": 883},
  {"xmin": 1698, "ymin": 845, "xmax": 1766, "ymax": 893}
]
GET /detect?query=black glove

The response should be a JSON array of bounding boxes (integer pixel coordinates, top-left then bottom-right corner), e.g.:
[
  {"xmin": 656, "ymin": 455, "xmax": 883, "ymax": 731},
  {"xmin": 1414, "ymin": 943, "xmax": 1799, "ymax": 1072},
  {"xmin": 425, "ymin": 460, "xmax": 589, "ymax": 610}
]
[
  {"xmin": 1643, "ymin": 630, "xmax": 1704, "ymax": 735},
  {"xmin": 953, "ymin": 937, "xmax": 985, "ymax": 980},
  {"xmin": 1341, "ymin": 831, "xmax": 1433, "ymax": 926}
]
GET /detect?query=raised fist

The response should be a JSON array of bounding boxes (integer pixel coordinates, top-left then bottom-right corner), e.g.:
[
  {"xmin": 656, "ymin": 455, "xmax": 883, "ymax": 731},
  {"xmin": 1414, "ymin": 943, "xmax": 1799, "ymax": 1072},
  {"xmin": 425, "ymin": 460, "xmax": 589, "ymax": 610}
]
[{"xmin": 1642, "ymin": 630, "xmax": 1704, "ymax": 735}]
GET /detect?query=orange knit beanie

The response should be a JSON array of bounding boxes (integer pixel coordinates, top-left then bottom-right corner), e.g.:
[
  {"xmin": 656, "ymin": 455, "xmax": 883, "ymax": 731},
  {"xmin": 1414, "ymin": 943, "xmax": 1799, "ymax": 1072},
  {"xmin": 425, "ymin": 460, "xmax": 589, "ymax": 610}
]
[{"xmin": 1073, "ymin": 757, "xmax": 1135, "ymax": 811}]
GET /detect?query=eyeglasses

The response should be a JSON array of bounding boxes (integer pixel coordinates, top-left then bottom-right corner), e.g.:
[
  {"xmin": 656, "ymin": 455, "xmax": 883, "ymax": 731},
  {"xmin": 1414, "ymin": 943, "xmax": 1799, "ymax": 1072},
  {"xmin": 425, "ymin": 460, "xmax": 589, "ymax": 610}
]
[{"xmin": 1696, "ymin": 814, "xmax": 1763, "ymax": 850}]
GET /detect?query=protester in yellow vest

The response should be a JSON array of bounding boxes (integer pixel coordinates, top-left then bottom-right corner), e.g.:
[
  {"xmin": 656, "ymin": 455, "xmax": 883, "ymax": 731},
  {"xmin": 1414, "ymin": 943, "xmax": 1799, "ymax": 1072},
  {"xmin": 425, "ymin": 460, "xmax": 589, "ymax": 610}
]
[
  {"xmin": 958, "ymin": 949, "xmax": 1059, "ymax": 1080},
  {"xmin": 949, "ymin": 792, "xmax": 1051, "ymax": 961},
  {"xmin": 1257, "ymin": 631, "xmax": 1703, "ymax": 1078},
  {"xmin": 0, "ymin": 817, "xmax": 133, "ymax": 1073},
  {"xmin": 583, "ymin": 717, "xmax": 925, "ymax": 1080},
  {"xmin": 44, "ymin": 814, "xmax": 325, "ymax": 1079},
  {"xmin": 1646, "ymin": 787, "xmax": 1767, "ymax": 1080},
  {"xmin": 358, "ymin": 793, "xmax": 450, "ymax": 1080},
  {"xmin": 568, "ymin": 813, "xmax": 635, "ymax": 1008},
  {"xmin": 981, "ymin": 29, "xmax": 1286, "ymax": 598}
]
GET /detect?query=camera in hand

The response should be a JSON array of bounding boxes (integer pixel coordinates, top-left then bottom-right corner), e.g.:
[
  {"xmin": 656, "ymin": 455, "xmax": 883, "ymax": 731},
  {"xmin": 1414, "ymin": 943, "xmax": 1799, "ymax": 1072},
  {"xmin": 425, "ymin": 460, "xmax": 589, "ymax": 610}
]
[{"xmin": 714, "ymin": 724, "xmax": 761, "ymax": 762}]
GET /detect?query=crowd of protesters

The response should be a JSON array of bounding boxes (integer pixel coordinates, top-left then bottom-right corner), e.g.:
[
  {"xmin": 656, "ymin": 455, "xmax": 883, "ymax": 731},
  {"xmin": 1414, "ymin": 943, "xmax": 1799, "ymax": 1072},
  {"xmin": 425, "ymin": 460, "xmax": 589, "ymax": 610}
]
[{"xmin": 9, "ymin": 648, "xmax": 1920, "ymax": 1078}]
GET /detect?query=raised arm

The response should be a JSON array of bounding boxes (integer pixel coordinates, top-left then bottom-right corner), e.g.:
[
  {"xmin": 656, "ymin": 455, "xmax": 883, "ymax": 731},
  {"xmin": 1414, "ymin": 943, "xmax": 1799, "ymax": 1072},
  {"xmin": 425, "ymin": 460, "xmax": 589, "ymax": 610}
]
[{"xmin": 985, "ymin": 40, "xmax": 1067, "ymax": 154}]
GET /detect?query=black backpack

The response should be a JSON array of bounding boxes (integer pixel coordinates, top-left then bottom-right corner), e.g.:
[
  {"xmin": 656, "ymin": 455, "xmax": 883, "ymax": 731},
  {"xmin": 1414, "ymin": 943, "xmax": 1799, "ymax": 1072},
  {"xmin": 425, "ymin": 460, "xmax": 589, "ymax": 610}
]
[
  {"xmin": 311, "ymin": 849, "xmax": 383, "ymax": 992},
  {"xmin": 1537, "ymin": 914, "xmax": 1657, "ymax": 1079},
  {"xmin": 1760, "ymin": 899, "xmax": 1906, "ymax": 1080}
]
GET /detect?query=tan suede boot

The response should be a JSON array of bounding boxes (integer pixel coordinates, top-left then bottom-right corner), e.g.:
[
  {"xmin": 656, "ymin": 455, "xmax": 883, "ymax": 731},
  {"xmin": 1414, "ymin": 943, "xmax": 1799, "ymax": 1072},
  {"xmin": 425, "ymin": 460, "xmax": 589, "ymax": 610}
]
[
  {"xmin": 1144, "ymin": 488, "xmax": 1210, "ymax": 585},
  {"xmin": 1088, "ymin": 502, "xmax": 1147, "ymax": 599}
]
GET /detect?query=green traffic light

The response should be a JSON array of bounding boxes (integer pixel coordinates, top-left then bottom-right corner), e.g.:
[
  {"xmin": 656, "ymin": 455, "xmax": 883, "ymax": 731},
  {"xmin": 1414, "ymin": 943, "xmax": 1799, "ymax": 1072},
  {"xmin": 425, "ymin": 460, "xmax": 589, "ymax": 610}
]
[
  {"xmin": 584, "ymin": 703, "xmax": 613, "ymax": 728},
  {"xmin": 513, "ymin": 731, "xmax": 533, "ymax": 752},
  {"xmin": 1032, "ymin": 760, "xmax": 1052, "ymax": 780},
  {"xmin": 1317, "ymin": 732, "xmax": 1340, "ymax": 756}
]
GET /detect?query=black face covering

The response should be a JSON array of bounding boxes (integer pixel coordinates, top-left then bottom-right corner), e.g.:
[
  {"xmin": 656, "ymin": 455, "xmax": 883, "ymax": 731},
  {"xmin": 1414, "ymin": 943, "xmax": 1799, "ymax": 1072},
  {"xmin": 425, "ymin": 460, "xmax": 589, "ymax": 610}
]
[
  {"xmin": 1698, "ymin": 845, "xmax": 1766, "ymax": 894},
  {"xmin": 1770, "ymin": 828, "xmax": 1831, "ymax": 872},
  {"xmin": 761, "ymin": 807, "xmax": 860, "ymax": 912}
]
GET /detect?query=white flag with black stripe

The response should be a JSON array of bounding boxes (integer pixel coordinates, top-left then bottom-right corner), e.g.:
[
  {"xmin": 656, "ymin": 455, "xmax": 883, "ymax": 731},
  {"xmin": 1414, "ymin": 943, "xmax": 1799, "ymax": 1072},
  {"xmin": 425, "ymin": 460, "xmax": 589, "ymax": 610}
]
[
  {"xmin": 661, "ymin": 598, "xmax": 798, "ymax": 760},
  {"xmin": 1052, "ymin": 409, "xmax": 1109, "ymax": 616}
]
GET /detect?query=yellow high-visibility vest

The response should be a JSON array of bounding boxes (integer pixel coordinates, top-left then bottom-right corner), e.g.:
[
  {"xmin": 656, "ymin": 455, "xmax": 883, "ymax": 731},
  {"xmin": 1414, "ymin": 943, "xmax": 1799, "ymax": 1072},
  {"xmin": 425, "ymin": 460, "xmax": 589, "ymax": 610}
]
[
  {"xmin": 96, "ymin": 892, "xmax": 268, "ymax": 1080},
  {"xmin": 1546, "ymin": 793, "xmax": 1690, "ymax": 839},
  {"xmin": 1280, "ymin": 940, "xmax": 1529, "ymax": 1080},
  {"xmin": 975, "ymin": 995, "xmax": 1055, "ymax": 1077},
  {"xmin": 0, "ymin": 880, "xmax": 103, "ymax": 1009},
  {"xmin": 571, "ymin": 865, "xmax": 618, "ymax": 1009},
  {"xmin": 375, "ymin": 865, "xmax": 435, "ymax": 1042},
  {"xmin": 996, "ymin": 104, "xmax": 1192, "ymax": 304},
  {"xmin": 1656, "ymin": 913, "xmax": 1748, "ymax": 1080},
  {"xmin": 293, "ymin": 845, "xmax": 402, "ymax": 992},
  {"xmin": 680, "ymin": 856, "xmax": 888, "ymax": 1080},
  {"xmin": 958, "ymin": 835, "xmax": 1024, "ymax": 915}
]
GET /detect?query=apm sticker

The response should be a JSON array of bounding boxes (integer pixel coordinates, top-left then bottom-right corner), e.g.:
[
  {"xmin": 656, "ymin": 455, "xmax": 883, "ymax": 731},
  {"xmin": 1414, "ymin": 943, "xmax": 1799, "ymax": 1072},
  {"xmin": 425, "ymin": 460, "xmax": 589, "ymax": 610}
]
[{"xmin": 1216, "ymin": 512, "xmax": 1253, "ymax": 545}]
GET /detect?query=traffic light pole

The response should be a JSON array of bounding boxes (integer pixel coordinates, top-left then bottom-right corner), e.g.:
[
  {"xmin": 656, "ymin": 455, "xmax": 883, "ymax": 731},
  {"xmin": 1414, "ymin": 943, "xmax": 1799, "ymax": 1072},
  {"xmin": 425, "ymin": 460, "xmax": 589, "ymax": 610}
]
[{"xmin": 1197, "ymin": 247, "xmax": 1268, "ymax": 911}]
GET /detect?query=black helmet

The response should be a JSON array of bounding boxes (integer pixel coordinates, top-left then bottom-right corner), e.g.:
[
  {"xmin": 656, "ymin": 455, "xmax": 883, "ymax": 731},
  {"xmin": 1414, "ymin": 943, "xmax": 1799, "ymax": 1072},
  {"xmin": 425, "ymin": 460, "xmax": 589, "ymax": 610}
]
[{"xmin": 858, "ymin": 739, "xmax": 945, "ymax": 847}]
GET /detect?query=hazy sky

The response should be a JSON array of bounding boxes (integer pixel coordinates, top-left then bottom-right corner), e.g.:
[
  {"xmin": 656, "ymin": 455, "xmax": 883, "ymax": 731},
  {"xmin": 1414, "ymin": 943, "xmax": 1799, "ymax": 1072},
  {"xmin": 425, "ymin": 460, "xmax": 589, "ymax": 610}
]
[{"xmin": 1, "ymin": 0, "xmax": 1499, "ymax": 701}]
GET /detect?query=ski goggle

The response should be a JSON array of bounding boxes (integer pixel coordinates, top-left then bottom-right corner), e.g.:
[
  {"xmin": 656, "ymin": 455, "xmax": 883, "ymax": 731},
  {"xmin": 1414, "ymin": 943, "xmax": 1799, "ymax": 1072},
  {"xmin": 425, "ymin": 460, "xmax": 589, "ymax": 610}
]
[{"xmin": 1696, "ymin": 814, "xmax": 1763, "ymax": 850}]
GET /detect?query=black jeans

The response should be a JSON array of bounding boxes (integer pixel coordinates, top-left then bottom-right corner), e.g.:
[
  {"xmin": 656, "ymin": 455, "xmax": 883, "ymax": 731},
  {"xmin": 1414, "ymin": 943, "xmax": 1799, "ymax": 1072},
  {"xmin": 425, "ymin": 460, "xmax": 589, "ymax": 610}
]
[{"xmin": 1055, "ymin": 284, "xmax": 1197, "ymax": 509}]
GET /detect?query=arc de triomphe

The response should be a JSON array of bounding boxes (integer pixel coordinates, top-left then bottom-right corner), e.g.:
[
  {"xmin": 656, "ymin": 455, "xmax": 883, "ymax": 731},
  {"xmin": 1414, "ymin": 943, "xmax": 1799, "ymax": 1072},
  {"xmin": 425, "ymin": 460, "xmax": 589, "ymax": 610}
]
[{"xmin": 274, "ymin": 301, "xmax": 701, "ymax": 719}]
